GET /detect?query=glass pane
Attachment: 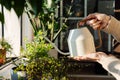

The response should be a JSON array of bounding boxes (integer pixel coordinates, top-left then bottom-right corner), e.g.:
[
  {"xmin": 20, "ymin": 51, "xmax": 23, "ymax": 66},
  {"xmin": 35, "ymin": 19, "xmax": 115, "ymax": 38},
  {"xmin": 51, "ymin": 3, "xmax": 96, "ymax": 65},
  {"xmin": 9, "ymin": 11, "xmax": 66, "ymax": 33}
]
[
  {"xmin": 87, "ymin": 0, "xmax": 98, "ymax": 15},
  {"xmin": 63, "ymin": 0, "xmax": 84, "ymax": 17},
  {"xmin": 98, "ymin": 0, "xmax": 114, "ymax": 15}
]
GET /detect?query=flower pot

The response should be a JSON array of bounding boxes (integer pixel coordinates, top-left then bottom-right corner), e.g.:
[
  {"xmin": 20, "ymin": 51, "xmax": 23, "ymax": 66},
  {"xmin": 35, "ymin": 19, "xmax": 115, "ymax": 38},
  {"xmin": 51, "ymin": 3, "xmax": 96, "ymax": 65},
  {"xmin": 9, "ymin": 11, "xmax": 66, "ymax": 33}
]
[
  {"xmin": 11, "ymin": 67, "xmax": 27, "ymax": 80},
  {"xmin": 0, "ymin": 49, "xmax": 6, "ymax": 64},
  {"xmin": 48, "ymin": 48, "xmax": 58, "ymax": 59}
]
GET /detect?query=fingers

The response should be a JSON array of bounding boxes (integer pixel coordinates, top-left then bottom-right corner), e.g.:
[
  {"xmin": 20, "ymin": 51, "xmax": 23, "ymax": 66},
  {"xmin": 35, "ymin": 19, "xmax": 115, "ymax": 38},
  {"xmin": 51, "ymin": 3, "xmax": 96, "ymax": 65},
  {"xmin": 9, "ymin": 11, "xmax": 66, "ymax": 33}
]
[
  {"xmin": 72, "ymin": 52, "xmax": 107, "ymax": 61},
  {"xmin": 86, "ymin": 19, "xmax": 102, "ymax": 30},
  {"xmin": 78, "ymin": 20, "xmax": 86, "ymax": 26},
  {"xmin": 86, "ymin": 19, "xmax": 107, "ymax": 30},
  {"xmin": 73, "ymin": 53, "xmax": 100, "ymax": 61},
  {"xmin": 78, "ymin": 13, "xmax": 109, "ymax": 30},
  {"xmin": 78, "ymin": 16, "xmax": 103, "ymax": 30},
  {"xmin": 78, "ymin": 13, "xmax": 97, "ymax": 26},
  {"xmin": 73, "ymin": 56, "xmax": 99, "ymax": 61},
  {"xmin": 85, "ymin": 13, "xmax": 97, "ymax": 20},
  {"xmin": 73, "ymin": 56, "xmax": 84, "ymax": 60}
]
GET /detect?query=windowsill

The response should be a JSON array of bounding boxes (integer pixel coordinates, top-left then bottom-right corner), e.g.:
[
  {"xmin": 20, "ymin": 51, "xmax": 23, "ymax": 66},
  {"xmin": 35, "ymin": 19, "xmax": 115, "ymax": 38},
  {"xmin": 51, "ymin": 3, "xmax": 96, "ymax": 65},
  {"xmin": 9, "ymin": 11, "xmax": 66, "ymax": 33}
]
[{"xmin": 0, "ymin": 57, "xmax": 18, "ymax": 70}]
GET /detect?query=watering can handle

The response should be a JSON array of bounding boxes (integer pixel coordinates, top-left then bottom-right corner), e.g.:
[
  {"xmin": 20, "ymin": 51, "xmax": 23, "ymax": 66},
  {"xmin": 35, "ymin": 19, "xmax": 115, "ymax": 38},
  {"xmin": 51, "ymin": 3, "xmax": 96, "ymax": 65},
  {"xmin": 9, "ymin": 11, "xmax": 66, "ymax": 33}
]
[
  {"xmin": 77, "ymin": 21, "xmax": 102, "ymax": 49},
  {"xmin": 95, "ymin": 30, "xmax": 102, "ymax": 49}
]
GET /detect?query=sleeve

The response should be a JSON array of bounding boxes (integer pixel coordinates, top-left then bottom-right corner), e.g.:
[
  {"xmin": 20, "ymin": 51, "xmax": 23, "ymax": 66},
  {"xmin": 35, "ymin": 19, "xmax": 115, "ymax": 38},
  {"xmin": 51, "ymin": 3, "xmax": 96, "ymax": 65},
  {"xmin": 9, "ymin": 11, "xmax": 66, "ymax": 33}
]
[
  {"xmin": 103, "ymin": 16, "xmax": 120, "ymax": 42},
  {"xmin": 97, "ymin": 56, "xmax": 120, "ymax": 80},
  {"xmin": 100, "ymin": 16, "xmax": 120, "ymax": 80}
]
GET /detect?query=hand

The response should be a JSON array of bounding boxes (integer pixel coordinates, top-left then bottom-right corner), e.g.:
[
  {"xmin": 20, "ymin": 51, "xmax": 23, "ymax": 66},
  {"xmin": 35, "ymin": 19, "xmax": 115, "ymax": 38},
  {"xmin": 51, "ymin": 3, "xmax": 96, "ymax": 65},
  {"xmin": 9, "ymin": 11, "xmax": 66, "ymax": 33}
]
[
  {"xmin": 73, "ymin": 52, "xmax": 109, "ymax": 62},
  {"xmin": 79, "ymin": 13, "xmax": 111, "ymax": 30}
]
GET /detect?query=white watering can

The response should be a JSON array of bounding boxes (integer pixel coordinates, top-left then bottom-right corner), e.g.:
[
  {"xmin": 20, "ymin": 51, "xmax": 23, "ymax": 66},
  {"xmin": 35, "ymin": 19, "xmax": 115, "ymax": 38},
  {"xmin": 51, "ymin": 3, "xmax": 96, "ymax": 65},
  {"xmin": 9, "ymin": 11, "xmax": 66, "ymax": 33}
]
[
  {"xmin": 67, "ymin": 27, "xmax": 96, "ymax": 57},
  {"xmin": 44, "ymin": 26, "xmax": 102, "ymax": 57}
]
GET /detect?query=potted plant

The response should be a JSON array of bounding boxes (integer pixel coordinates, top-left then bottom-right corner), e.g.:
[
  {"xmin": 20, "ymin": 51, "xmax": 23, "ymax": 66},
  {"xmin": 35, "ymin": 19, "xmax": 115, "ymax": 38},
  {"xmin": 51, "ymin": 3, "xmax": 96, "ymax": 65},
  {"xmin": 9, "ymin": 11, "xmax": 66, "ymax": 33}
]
[
  {"xmin": 26, "ymin": 57, "xmax": 68, "ymax": 80},
  {"xmin": 0, "ymin": 0, "xmax": 69, "ymax": 40},
  {"xmin": 13, "ymin": 57, "xmax": 68, "ymax": 80},
  {"xmin": 12, "ymin": 31, "xmax": 68, "ymax": 80},
  {"xmin": 11, "ymin": 64, "xmax": 27, "ymax": 80},
  {"xmin": 0, "ymin": 38, "xmax": 12, "ymax": 64},
  {"xmin": 1, "ymin": 0, "xmax": 71, "ymax": 79},
  {"xmin": 0, "ymin": 0, "xmax": 71, "ymax": 58}
]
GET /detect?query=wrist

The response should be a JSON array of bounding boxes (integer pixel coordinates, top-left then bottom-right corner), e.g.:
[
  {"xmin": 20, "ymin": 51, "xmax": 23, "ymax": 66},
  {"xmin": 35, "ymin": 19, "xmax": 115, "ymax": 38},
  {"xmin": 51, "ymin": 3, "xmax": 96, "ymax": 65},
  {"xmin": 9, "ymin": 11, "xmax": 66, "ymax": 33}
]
[
  {"xmin": 97, "ymin": 54, "xmax": 117, "ymax": 64},
  {"xmin": 106, "ymin": 15, "xmax": 111, "ymax": 24},
  {"xmin": 102, "ymin": 15, "xmax": 111, "ymax": 29}
]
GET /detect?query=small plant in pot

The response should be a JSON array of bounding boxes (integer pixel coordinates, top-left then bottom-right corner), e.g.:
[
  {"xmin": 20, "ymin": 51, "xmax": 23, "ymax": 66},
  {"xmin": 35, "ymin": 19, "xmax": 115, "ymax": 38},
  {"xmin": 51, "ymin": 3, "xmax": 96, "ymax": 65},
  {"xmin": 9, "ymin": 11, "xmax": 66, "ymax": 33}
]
[
  {"xmin": 0, "ymin": 38, "xmax": 12, "ymax": 64},
  {"xmin": 11, "ymin": 63, "xmax": 27, "ymax": 80},
  {"xmin": 13, "ymin": 31, "xmax": 69, "ymax": 80}
]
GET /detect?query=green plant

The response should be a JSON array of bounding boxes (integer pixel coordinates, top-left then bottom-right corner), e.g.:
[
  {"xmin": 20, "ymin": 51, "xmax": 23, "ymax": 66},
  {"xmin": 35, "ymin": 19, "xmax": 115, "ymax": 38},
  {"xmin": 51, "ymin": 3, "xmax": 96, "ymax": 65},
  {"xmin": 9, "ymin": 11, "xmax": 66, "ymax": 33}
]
[
  {"xmin": 0, "ymin": 38, "xmax": 12, "ymax": 64},
  {"xmin": 0, "ymin": 76, "xmax": 4, "ymax": 80},
  {"xmin": 15, "ymin": 57, "xmax": 68, "ymax": 80},
  {"xmin": 0, "ymin": 0, "xmax": 58, "ymax": 41},
  {"xmin": 0, "ymin": 0, "xmax": 73, "ymax": 79},
  {"xmin": 14, "ymin": 32, "xmax": 68, "ymax": 80},
  {"xmin": 22, "ymin": 31, "xmax": 53, "ymax": 60},
  {"xmin": 26, "ymin": 57, "xmax": 68, "ymax": 80},
  {"xmin": 0, "ymin": 0, "xmax": 71, "ymax": 42},
  {"xmin": 0, "ymin": 38, "xmax": 12, "ymax": 52}
]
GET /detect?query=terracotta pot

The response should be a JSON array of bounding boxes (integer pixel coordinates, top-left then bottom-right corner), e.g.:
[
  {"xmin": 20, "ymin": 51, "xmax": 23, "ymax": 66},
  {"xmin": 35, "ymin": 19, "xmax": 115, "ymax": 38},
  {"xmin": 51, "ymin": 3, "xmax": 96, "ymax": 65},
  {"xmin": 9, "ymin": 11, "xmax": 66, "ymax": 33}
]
[{"xmin": 0, "ymin": 49, "xmax": 6, "ymax": 64}]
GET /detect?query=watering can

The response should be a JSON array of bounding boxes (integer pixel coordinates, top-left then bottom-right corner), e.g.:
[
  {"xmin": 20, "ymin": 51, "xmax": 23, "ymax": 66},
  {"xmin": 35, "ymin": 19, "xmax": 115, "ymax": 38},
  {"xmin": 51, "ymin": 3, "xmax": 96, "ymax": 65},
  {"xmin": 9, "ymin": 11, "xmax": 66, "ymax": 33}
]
[
  {"xmin": 67, "ymin": 27, "xmax": 95, "ymax": 57},
  {"xmin": 43, "ymin": 23, "xmax": 102, "ymax": 57}
]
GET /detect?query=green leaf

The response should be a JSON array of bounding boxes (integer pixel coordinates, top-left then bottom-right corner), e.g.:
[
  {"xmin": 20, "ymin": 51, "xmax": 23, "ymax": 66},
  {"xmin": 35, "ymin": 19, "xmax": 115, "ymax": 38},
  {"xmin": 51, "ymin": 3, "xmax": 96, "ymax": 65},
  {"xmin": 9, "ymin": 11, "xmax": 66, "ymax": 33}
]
[
  {"xmin": 28, "ymin": 0, "xmax": 44, "ymax": 16},
  {"xmin": 13, "ymin": 0, "xmax": 25, "ymax": 17},
  {"xmin": 0, "ymin": 0, "xmax": 25, "ymax": 17},
  {"xmin": 0, "ymin": 12, "xmax": 4, "ymax": 23},
  {"xmin": 0, "ymin": 0, "xmax": 12, "ymax": 10}
]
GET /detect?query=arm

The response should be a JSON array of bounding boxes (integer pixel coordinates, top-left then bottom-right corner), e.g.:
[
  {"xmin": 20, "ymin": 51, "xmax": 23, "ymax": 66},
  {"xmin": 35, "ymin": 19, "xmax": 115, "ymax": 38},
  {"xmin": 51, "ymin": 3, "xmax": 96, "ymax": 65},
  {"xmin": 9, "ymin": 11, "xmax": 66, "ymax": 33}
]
[
  {"xmin": 77, "ymin": 13, "xmax": 120, "ymax": 80},
  {"xmin": 95, "ymin": 17, "xmax": 120, "ymax": 79},
  {"xmin": 103, "ymin": 16, "xmax": 120, "ymax": 42},
  {"xmin": 101, "ymin": 17, "xmax": 120, "ymax": 80},
  {"xmin": 73, "ymin": 52, "xmax": 120, "ymax": 80},
  {"xmin": 79, "ymin": 13, "xmax": 120, "ymax": 42},
  {"xmin": 97, "ymin": 54, "xmax": 120, "ymax": 80}
]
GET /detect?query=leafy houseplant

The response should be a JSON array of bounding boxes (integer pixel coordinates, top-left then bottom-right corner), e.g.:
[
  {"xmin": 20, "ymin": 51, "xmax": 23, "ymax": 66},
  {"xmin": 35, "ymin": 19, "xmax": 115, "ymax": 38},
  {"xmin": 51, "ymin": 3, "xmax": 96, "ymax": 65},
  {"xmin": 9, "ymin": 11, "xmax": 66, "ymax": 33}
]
[
  {"xmin": 26, "ymin": 57, "xmax": 68, "ymax": 80},
  {"xmin": 15, "ymin": 57, "xmax": 68, "ymax": 80},
  {"xmin": 0, "ymin": 0, "xmax": 73, "ymax": 56},
  {"xmin": 0, "ymin": 0, "xmax": 71, "ymax": 57},
  {"xmin": 0, "ymin": 0, "xmax": 71, "ymax": 79},
  {"xmin": 0, "ymin": 38, "xmax": 12, "ymax": 64},
  {"xmin": 13, "ymin": 31, "xmax": 68, "ymax": 80},
  {"xmin": 0, "ymin": 0, "xmax": 69, "ymax": 42}
]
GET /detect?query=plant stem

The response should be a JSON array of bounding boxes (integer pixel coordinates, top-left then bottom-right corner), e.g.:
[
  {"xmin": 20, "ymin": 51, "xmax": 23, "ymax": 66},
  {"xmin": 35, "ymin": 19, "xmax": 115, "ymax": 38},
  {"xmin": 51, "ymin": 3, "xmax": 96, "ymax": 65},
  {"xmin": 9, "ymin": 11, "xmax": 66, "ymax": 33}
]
[{"xmin": 26, "ymin": 10, "xmax": 38, "ymax": 35}]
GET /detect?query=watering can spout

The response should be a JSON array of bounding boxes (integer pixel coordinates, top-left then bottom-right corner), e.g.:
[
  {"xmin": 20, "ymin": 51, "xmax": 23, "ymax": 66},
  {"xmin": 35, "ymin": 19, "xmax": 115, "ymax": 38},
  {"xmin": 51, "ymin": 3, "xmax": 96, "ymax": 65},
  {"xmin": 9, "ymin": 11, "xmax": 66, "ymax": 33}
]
[{"xmin": 43, "ymin": 35, "xmax": 70, "ymax": 56}]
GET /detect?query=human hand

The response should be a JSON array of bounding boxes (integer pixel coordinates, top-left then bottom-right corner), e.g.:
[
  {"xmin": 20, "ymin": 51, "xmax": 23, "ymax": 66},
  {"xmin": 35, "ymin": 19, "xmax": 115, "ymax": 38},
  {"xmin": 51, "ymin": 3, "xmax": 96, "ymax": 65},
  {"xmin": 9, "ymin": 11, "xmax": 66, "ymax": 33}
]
[
  {"xmin": 73, "ymin": 52, "xmax": 110, "ymax": 62},
  {"xmin": 78, "ymin": 13, "xmax": 111, "ymax": 30}
]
